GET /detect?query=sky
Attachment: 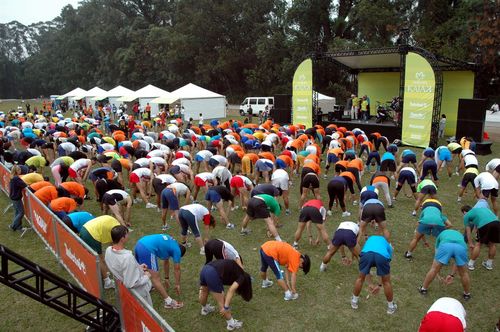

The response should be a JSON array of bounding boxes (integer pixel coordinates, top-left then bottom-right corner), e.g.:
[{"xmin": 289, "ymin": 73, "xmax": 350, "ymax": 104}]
[{"xmin": 0, "ymin": 0, "xmax": 80, "ymax": 25}]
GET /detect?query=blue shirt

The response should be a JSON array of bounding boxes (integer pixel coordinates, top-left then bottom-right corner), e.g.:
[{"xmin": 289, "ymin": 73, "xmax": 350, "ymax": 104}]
[
  {"xmin": 138, "ymin": 234, "xmax": 182, "ymax": 263},
  {"xmin": 363, "ymin": 198, "xmax": 384, "ymax": 207},
  {"xmin": 361, "ymin": 235, "xmax": 393, "ymax": 260},
  {"xmin": 436, "ymin": 146, "xmax": 451, "ymax": 160},
  {"xmin": 68, "ymin": 211, "xmax": 95, "ymax": 232},
  {"xmin": 381, "ymin": 152, "xmax": 395, "ymax": 162},
  {"xmin": 401, "ymin": 149, "xmax": 415, "ymax": 158}
]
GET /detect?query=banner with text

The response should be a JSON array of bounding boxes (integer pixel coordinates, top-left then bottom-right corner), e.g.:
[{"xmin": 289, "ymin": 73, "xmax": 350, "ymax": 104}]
[
  {"xmin": 26, "ymin": 191, "xmax": 58, "ymax": 255},
  {"xmin": 0, "ymin": 163, "xmax": 10, "ymax": 194},
  {"xmin": 292, "ymin": 58, "xmax": 313, "ymax": 128},
  {"xmin": 401, "ymin": 52, "xmax": 436, "ymax": 147},
  {"xmin": 55, "ymin": 220, "xmax": 102, "ymax": 298}
]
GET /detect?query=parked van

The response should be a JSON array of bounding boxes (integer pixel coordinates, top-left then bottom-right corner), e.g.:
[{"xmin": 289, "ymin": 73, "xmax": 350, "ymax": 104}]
[{"xmin": 239, "ymin": 97, "xmax": 274, "ymax": 116}]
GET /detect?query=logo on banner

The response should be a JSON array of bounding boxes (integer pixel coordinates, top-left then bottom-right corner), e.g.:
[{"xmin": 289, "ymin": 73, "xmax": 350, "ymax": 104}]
[
  {"xmin": 64, "ymin": 243, "xmax": 87, "ymax": 274},
  {"xmin": 33, "ymin": 210, "xmax": 48, "ymax": 233},
  {"xmin": 415, "ymin": 72, "xmax": 425, "ymax": 80},
  {"xmin": 141, "ymin": 322, "xmax": 151, "ymax": 332}
]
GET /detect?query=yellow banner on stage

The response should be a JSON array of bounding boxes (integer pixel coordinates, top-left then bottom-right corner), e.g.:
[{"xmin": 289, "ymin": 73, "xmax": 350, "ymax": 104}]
[
  {"xmin": 292, "ymin": 59, "xmax": 312, "ymax": 128},
  {"xmin": 401, "ymin": 52, "xmax": 436, "ymax": 147}
]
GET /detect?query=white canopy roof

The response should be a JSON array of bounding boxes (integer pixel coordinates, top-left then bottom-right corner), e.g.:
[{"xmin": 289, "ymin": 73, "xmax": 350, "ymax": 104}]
[
  {"xmin": 56, "ymin": 87, "xmax": 87, "ymax": 100},
  {"xmin": 72, "ymin": 86, "xmax": 108, "ymax": 101},
  {"xmin": 151, "ymin": 83, "xmax": 223, "ymax": 104},
  {"xmin": 92, "ymin": 85, "xmax": 134, "ymax": 101},
  {"xmin": 118, "ymin": 84, "xmax": 169, "ymax": 102},
  {"xmin": 315, "ymin": 91, "xmax": 335, "ymax": 100}
]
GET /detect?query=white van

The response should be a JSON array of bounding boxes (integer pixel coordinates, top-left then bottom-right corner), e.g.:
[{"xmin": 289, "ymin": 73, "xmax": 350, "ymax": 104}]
[{"xmin": 239, "ymin": 97, "xmax": 274, "ymax": 116}]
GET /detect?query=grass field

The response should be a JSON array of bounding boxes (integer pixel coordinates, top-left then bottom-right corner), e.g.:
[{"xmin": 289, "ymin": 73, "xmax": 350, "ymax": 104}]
[{"xmin": 0, "ymin": 99, "xmax": 499, "ymax": 331}]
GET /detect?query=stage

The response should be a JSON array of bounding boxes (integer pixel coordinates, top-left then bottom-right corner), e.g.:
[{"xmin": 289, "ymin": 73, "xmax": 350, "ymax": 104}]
[{"xmin": 318, "ymin": 114, "xmax": 402, "ymax": 141}]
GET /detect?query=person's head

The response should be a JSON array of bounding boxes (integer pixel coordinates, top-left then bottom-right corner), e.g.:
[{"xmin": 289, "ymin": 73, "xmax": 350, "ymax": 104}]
[
  {"xmin": 199, "ymin": 113, "xmax": 202, "ymax": 117},
  {"xmin": 110, "ymin": 225, "xmax": 129, "ymax": 245},
  {"xmin": 74, "ymin": 197, "xmax": 83, "ymax": 206},
  {"xmin": 441, "ymin": 114, "xmax": 446, "ymax": 118},
  {"xmin": 461, "ymin": 205, "xmax": 472, "ymax": 215},
  {"xmin": 300, "ymin": 254, "xmax": 311, "ymax": 275},
  {"xmin": 10, "ymin": 165, "xmax": 21, "ymax": 177},
  {"xmin": 236, "ymin": 271, "xmax": 253, "ymax": 302}
]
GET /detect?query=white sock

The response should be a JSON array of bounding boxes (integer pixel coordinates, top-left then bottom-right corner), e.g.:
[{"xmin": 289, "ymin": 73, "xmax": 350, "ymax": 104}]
[
  {"xmin": 388, "ymin": 301, "xmax": 394, "ymax": 307},
  {"xmin": 165, "ymin": 296, "xmax": 173, "ymax": 305},
  {"xmin": 486, "ymin": 259, "xmax": 493, "ymax": 265},
  {"xmin": 352, "ymin": 295, "xmax": 359, "ymax": 302},
  {"xmin": 469, "ymin": 259, "xmax": 475, "ymax": 265},
  {"xmin": 275, "ymin": 235, "xmax": 282, "ymax": 241},
  {"xmin": 227, "ymin": 318, "xmax": 235, "ymax": 324},
  {"xmin": 293, "ymin": 241, "xmax": 298, "ymax": 246}
]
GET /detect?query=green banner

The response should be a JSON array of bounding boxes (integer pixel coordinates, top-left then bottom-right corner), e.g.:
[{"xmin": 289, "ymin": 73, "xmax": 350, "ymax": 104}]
[
  {"xmin": 292, "ymin": 59, "xmax": 313, "ymax": 128},
  {"xmin": 401, "ymin": 52, "xmax": 436, "ymax": 147}
]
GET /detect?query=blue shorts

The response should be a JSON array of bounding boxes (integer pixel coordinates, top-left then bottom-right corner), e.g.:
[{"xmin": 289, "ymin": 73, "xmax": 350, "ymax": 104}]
[
  {"xmin": 200, "ymin": 264, "xmax": 224, "ymax": 293},
  {"xmin": 195, "ymin": 154, "xmax": 205, "ymax": 162},
  {"xmin": 57, "ymin": 146, "xmax": 66, "ymax": 157},
  {"xmin": 359, "ymin": 252, "xmax": 390, "ymax": 276},
  {"xmin": 327, "ymin": 153, "xmax": 339, "ymax": 164},
  {"xmin": 260, "ymin": 249, "xmax": 283, "ymax": 280},
  {"xmin": 437, "ymin": 149, "xmax": 452, "ymax": 161},
  {"xmin": 423, "ymin": 149, "xmax": 435, "ymax": 158},
  {"xmin": 205, "ymin": 189, "xmax": 222, "ymax": 203},
  {"xmin": 402, "ymin": 154, "xmax": 416, "ymax": 164},
  {"xmin": 255, "ymin": 160, "xmax": 273, "ymax": 172},
  {"xmin": 134, "ymin": 242, "xmax": 159, "ymax": 271},
  {"xmin": 435, "ymin": 243, "xmax": 468, "ymax": 266},
  {"xmin": 178, "ymin": 209, "xmax": 200, "ymax": 237},
  {"xmin": 208, "ymin": 158, "xmax": 219, "ymax": 168},
  {"xmin": 161, "ymin": 188, "xmax": 180, "ymax": 210},
  {"xmin": 421, "ymin": 160, "xmax": 438, "ymax": 181},
  {"xmin": 332, "ymin": 229, "xmax": 357, "ymax": 248},
  {"xmin": 417, "ymin": 223, "xmax": 446, "ymax": 237},
  {"xmin": 398, "ymin": 170, "xmax": 416, "ymax": 185}
]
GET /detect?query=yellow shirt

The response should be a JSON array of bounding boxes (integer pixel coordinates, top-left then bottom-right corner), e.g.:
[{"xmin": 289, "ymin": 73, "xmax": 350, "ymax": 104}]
[
  {"xmin": 361, "ymin": 100, "xmax": 369, "ymax": 111},
  {"xmin": 25, "ymin": 156, "xmax": 47, "ymax": 168},
  {"xmin": 83, "ymin": 215, "xmax": 120, "ymax": 244},
  {"xmin": 21, "ymin": 172, "xmax": 44, "ymax": 185}
]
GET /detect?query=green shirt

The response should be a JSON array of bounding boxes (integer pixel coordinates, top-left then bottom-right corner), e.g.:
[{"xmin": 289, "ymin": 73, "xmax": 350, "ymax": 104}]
[
  {"xmin": 419, "ymin": 206, "xmax": 447, "ymax": 226},
  {"xmin": 25, "ymin": 155, "xmax": 47, "ymax": 167},
  {"xmin": 361, "ymin": 100, "xmax": 368, "ymax": 111},
  {"xmin": 255, "ymin": 194, "xmax": 281, "ymax": 216},
  {"xmin": 417, "ymin": 179, "xmax": 436, "ymax": 192},
  {"xmin": 435, "ymin": 229, "xmax": 466, "ymax": 249},
  {"xmin": 463, "ymin": 208, "xmax": 498, "ymax": 229}
]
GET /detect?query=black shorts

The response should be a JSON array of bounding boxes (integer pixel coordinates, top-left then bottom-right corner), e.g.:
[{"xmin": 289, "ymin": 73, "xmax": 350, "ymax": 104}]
[
  {"xmin": 131, "ymin": 163, "xmax": 142, "ymax": 171},
  {"xmin": 301, "ymin": 173, "xmax": 319, "ymax": 189},
  {"xmin": 102, "ymin": 193, "xmax": 120, "ymax": 206},
  {"xmin": 482, "ymin": 188, "xmax": 498, "ymax": 198},
  {"xmin": 228, "ymin": 152, "xmax": 241, "ymax": 164},
  {"xmin": 401, "ymin": 155, "xmax": 416, "ymax": 164},
  {"xmin": 299, "ymin": 206, "xmax": 323, "ymax": 224},
  {"xmin": 208, "ymin": 158, "xmax": 220, "ymax": 168},
  {"xmin": 332, "ymin": 229, "xmax": 357, "ymax": 248},
  {"xmin": 380, "ymin": 159, "xmax": 396, "ymax": 172},
  {"xmin": 111, "ymin": 159, "xmax": 122, "ymax": 173},
  {"xmin": 495, "ymin": 164, "xmax": 500, "ymax": 173},
  {"xmin": 361, "ymin": 203, "xmax": 386, "ymax": 223},
  {"xmin": 152, "ymin": 178, "xmax": 168, "ymax": 196},
  {"xmin": 335, "ymin": 163, "xmax": 347, "ymax": 173},
  {"xmin": 461, "ymin": 173, "xmax": 477, "ymax": 188},
  {"xmin": 420, "ymin": 185, "xmax": 437, "ymax": 195},
  {"xmin": 246, "ymin": 198, "xmax": 270, "ymax": 219},
  {"xmin": 398, "ymin": 170, "xmax": 416, "ymax": 185},
  {"xmin": 478, "ymin": 221, "xmax": 500, "ymax": 244}
]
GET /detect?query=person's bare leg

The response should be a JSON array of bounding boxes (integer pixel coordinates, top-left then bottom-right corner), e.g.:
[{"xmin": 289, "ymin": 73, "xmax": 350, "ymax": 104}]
[
  {"xmin": 422, "ymin": 260, "xmax": 442, "ymax": 289},
  {"xmin": 381, "ymin": 274, "xmax": 393, "ymax": 302}
]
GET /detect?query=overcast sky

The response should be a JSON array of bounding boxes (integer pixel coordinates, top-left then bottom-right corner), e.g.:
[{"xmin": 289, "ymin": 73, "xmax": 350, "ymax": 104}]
[{"xmin": 0, "ymin": 0, "xmax": 80, "ymax": 25}]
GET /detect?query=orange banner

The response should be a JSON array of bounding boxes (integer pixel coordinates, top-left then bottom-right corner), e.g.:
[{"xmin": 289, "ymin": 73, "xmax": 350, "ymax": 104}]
[
  {"xmin": 0, "ymin": 163, "xmax": 10, "ymax": 193},
  {"xmin": 26, "ymin": 191, "xmax": 57, "ymax": 253},
  {"xmin": 117, "ymin": 281, "xmax": 166, "ymax": 332},
  {"xmin": 55, "ymin": 221, "xmax": 102, "ymax": 298}
]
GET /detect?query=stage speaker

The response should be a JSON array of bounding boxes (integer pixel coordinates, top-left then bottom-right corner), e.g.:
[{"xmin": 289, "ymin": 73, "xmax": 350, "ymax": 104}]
[
  {"xmin": 274, "ymin": 94, "xmax": 292, "ymax": 110},
  {"xmin": 455, "ymin": 98, "xmax": 487, "ymax": 142},
  {"xmin": 270, "ymin": 108, "xmax": 292, "ymax": 124}
]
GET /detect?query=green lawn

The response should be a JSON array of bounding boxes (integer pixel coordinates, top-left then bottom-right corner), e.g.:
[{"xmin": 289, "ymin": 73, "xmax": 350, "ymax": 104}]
[{"xmin": 0, "ymin": 108, "xmax": 499, "ymax": 331}]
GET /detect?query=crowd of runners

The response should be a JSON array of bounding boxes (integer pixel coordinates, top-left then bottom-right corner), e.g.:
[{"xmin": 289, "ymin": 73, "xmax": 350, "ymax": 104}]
[{"xmin": 3, "ymin": 106, "xmax": 500, "ymax": 331}]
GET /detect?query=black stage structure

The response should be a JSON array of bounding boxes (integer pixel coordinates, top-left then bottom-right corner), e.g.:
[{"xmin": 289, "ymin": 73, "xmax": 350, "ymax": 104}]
[{"xmin": 310, "ymin": 31, "xmax": 476, "ymax": 146}]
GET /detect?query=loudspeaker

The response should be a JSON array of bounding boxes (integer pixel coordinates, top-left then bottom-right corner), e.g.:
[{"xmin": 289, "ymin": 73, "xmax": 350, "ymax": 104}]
[
  {"xmin": 274, "ymin": 94, "xmax": 292, "ymax": 110},
  {"xmin": 455, "ymin": 98, "xmax": 487, "ymax": 142},
  {"xmin": 270, "ymin": 108, "xmax": 292, "ymax": 124}
]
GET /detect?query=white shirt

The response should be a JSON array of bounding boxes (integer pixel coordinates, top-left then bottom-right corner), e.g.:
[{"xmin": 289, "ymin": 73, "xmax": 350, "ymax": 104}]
[
  {"xmin": 212, "ymin": 166, "xmax": 232, "ymax": 182},
  {"xmin": 196, "ymin": 150, "xmax": 213, "ymax": 160},
  {"xmin": 426, "ymin": 297, "xmax": 466, "ymax": 329},
  {"xmin": 221, "ymin": 240, "xmax": 240, "ymax": 260},
  {"xmin": 134, "ymin": 158, "xmax": 150, "ymax": 167},
  {"xmin": 197, "ymin": 172, "xmax": 215, "ymax": 181},
  {"xmin": 105, "ymin": 189, "xmax": 129, "ymax": 202},
  {"xmin": 474, "ymin": 172, "xmax": 499, "ymax": 190},
  {"xmin": 155, "ymin": 174, "xmax": 176, "ymax": 185},
  {"xmin": 337, "ymin": 221, "xmax": 360, "ymax": 235},
  {"xmin": 180, "ymin": 204, "xmax": 209, "ymax": 222},
  {"xmin": 463, "ymin": 154, "xmax": 478, "ymax": 167},
  {"xmin": 132, "ymin": 167, "xmax": 152, "ymax": 178},
  {"xmin": 171, "ymin": 157, "xmax": 191, "ymax": 167},
  {"xmin": 271, "ymin": 169, "xmax": 289, "ymax": 180},
  {"xmin": 485, "ymin": 158, "xmax": 500, "ymax": 172},
  {"xmin": 167, "ymin": 182, "xmax": 189, "ymax": 196},
  {"xmin": 70, "ymin": 158, "xmax": 90, "ymax": 171},
  {"xmin": 210, "ymin": 155, "xmax": 228, "ymax": 166}
]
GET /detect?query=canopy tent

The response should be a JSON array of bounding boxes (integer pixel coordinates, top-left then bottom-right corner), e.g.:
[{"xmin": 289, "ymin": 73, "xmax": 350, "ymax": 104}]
[
  {"xmin": 56, "ymin": 87, "xmax": 87, "ymax": 100},
  {"xmin": 91, "ymin": 85, "xmax": 134, "ymax": 110},
  {"xmin": 315, "ymin": 91, "xmax": 336, "ymax": 112},
  {"xmin": 152, "ymin": 83, "xmax": 226, "ymax": 120},
  {"xmin": 118, "ymin": 84, "xmax": 169, "ymax": 116},
  {"xmin": 73, "ymin": 87, "xmax": 108, "ymax": 108}
]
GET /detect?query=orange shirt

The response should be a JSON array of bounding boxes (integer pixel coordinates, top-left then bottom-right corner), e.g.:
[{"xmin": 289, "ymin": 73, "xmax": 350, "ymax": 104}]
[
  {"xmin": 228, "ymin": 144, "xmax": 244, "ymax": 152},
  {"xmin": 361, "ymin": 141, "xmax": 373, "ymax": 150},
  {"xmin": 347, "ymin": 159, "xmax": 364, "ymax": 172},
  {"xmin": 336, "ymin": 160, "xmax": 349, "ymax": 170},
  {"xmin": 119, "ymin": 158, "xmax": 132, "ymax": 171},
  {"xmin": 261, "ymin": 241, "xmax": 301, "ymax": 273},
  {"xmin": 303, "ymin": 161, "xmax": 320, "ymax": 174},
  {"xmin": 259, "ymin": 152, "xmax": 276, "ymax": 162},
  {"xmin": 277, "ymin": 155, "xmax": 294, "ymax": 167},
  {"xmin": 244, "ymin": 153, "xmax": 259, "ymax": 164},
  {"xmin": 339, "ymin": 171, "xmax": 356, "ymax": 183},
  {"xmin": 372, "ymin": 175, "xmax": 389, "ymax": 185},
  {"xmin": 60, "ymin": 182, "xmax": 85, "ymax": 198},
  {"xmin": 49, "ymin": 197, "xmax": 77, "ymax": 212},
  {"xmin": 290, "ymin": 140, "xmax": 304, "ymax": 151},
  {"xmin": 30, "ymin": 181, "xmax": 54, "ymax": 192},
  {"xmin": 305, "ymin": 154, "xmax": 320, "ymax": 164},
  {"xmin": 327, "ymin": 148, "xmax": 344, "ymax": 157},
  {"xmin": 34, "ymin": 186, "xmax": 59, "ymax": 205}
]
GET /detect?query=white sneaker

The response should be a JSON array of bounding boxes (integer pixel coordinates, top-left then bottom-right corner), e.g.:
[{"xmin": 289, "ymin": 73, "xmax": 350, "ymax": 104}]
[
  {"xmin": 387, "ymin": 303, "xmax": 397, "ymax": 315},
  {"xmin": 342, "ymin": 211, "xmax": 351, "ymax": 217},
  {"xmin": 467, "ymin": 262, "xmax": 475, "ymax": 271},
  {"xmin": 200, "ymin": 304, "xmax": 216, "ymax": 316},
  {"xmin": 227, "ymin": 319, "xmax": 243, "ymax": 331},
  {"xmin": 226, "ymin": 223, "xmax": 235, "ymax": 230},
  {"xmin": 457, "ymin": 197, "xmax": 462, "ymax": 202},
  {"xmin": 146, "ymin": 203, "xmax": 157, "ymax": 209},
  {"xmin": 352, "ymin": 200, "xmax": 358, "ymax": 206},
  {"xmin": 319, "ymin": 263, "xmax": 327, "ymax": 272},
  {"xmin": 200, "ymin": 247, "xmax": 205, "ymax": 255},
  {"xmin": 411, "ymin": 210, "xmax": 417, "ymax": 216},
  {"xmin": 284, "ymin": 291, "xmax": 299, "ymax": 301},
  {"xmin": 351, "ymin": 298, "xmax": 358, "ymax": 310},
  {"xmin": 157, "ymin": 207, "xmax": 161, "ymax": 213},
  {"xmin": 327, "ymin": 210, "xmax": 332, "ymax": 216},
  {"xmin": 482, "ymin": 261, "xmax": 493, "ymax": 271},
  {"xmin": 133, "ymin": 198, "xmax": 141, "ymax": 204},
  {"xmin": 261, "ymin": 279, "xmax": 273, "ymax": 288},
  {"xmin": 104, "ymin": 278, "xmax": 115, "ymax": 289}
]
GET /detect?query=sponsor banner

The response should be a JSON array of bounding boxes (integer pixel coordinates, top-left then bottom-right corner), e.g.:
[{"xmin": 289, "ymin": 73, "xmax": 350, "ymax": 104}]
[
  {"xmin": 401, "ymin": 52, "xmax": 436, "ymax": 147},
  {"xmin": 0, "ymin": 163, "xmax": 10, "ymax": 194},
  {"xmin": 55, "ymin": 220, "xmax": 102, "ymax": 298},
  {"xmin": 26, "ymin": 191, "xmax": 57, "ymax": 254},
  {"xmin": 292, "ymin": 58, "xmax": 313, "ymax": 128},
  {"xmin": 117, "ymin": 281, "xmax": 173, "ymax": 332}
]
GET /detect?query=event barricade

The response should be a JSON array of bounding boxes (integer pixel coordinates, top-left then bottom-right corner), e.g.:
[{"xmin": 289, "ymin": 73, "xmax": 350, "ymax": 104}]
[
  {"xmin": 116, "ymin": 281, "xmax": 175, "ymax": 332},
  {"xmin": 0, "ymin": 162, "xmax": 174, "ymax": 331}
]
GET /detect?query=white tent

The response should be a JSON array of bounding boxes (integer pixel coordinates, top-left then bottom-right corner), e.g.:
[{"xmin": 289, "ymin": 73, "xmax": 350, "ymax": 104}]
[
  {"xmin": 152, "ymin": 83, "xmax": 225, "ymax": 120},
  {"xmin": 119, "ymin": 84, "xmax": 169, "ymax": 116},
  {"xmin": 77, "ymin": 87, "xmax": 108, "ymax": 108},
  {"xmin": 315, "ymin": 91, "xmax": 336, "ymax": 113},
  {"xmin": 56, "ymin": 87, "xmax": 87, "ymax": 100},
  {"xmin": 92, "ymin": 85, "xmax": 134, "ymax": 110}
]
